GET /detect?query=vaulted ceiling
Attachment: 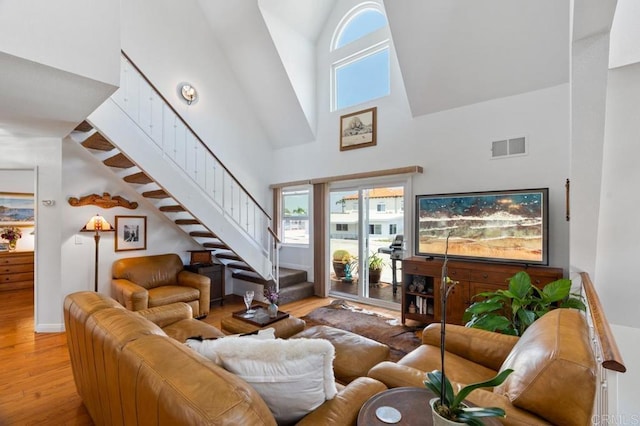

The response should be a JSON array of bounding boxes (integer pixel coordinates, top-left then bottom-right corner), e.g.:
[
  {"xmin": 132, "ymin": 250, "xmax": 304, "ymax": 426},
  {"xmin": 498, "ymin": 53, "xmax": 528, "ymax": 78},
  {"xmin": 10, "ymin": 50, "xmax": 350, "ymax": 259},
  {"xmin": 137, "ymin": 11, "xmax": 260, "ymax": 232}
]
[
  {"xmin": 198, "ymin": 0, "xmax": 572, "ymax": 147},
  {"xmin": 0, "ymin": 0, "xmax": 627, "ymax": 143}
]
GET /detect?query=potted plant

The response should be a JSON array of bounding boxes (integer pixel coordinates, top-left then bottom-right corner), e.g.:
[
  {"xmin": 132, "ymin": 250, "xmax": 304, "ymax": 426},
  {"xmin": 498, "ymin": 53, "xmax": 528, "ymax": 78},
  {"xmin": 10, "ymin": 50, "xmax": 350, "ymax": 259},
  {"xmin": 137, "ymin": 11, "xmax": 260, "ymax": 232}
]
[
  {"xmin": 425, "ymin": 232, "xmax": 513, "ymax": 425},
  {"xmin": 1, "ymin": 226, "xmax": 22, "ymax": 251},
  {"xmin": 368, "ymin": 251, "xmax": 385, "ymax": 284},
  {"xmin": 332, "ymin": 249, "xmax": 351, "ymax": 278},
  {"xmin": 263, "ymin": 285, "xmax": 280, "ymax": 318},
  {"xmin": 463, "ymin": 270, "xmax": 586, "ymax": 336}
]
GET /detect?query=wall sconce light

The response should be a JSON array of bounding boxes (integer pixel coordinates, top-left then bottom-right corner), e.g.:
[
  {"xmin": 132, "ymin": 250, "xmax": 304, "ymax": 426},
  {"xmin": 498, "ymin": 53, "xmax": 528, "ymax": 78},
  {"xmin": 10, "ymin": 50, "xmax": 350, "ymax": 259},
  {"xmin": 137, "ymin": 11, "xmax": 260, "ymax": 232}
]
[
  {"xmin": 80, "ymin": 214, "xmax": 115, "ymax": 292},
  {"xmin": 180, "ymin": 83, "xmax": 198, "ymax": 105}
]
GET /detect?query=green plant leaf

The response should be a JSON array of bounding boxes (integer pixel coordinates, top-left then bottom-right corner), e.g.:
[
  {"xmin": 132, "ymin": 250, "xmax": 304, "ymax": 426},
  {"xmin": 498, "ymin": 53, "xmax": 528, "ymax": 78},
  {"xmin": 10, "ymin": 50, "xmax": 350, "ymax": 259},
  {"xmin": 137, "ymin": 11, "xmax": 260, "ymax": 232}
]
[
  {"xmin": 542, "ymin": 279, "xmax": 571, "ymax": 302},
  {"xmin": 459, "ymin": 406, "xmax": 507, "ymax": 419},
  {"xmin": 468, "ymin": 314, "xmax": 513, "ymax": 333},
  {"xmin": 508, "ymin": 271, "xmax": 532, "ymax": 299},
  {"xmin": 452, "ymin": 369, "xmax": 514, "ymax": 408},
  {"xmin": 464, "ymin": 301, "xmax": 504, "ymax": 314},
  {"xmin": 425, "ymin": 370, "xmax": 454, "ymax": 406},
  {"xmin": 560, "ymin": 297, "xmax": 586, "ymax": 311}
]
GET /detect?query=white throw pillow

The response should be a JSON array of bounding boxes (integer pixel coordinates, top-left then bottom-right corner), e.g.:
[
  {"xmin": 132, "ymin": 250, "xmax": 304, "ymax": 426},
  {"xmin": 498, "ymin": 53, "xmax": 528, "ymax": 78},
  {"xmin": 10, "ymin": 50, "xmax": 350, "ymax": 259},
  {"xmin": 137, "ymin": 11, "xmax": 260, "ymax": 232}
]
[
  {"xmin": 185, "ymin": 327, "xmax": 276, "ymax": 364},
  {"xmin": 201, "ymin": 337, "xmax": 338, "ymax": 425}
]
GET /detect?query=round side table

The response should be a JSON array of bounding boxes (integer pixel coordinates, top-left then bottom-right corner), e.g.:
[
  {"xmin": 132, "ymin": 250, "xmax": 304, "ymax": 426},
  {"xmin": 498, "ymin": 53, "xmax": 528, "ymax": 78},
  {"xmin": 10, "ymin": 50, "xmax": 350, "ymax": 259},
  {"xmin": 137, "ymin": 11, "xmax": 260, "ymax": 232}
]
[
  {"xmin": 357, "ymin": 387, "xmax": 502, "ymax": 425},
  {"xmin": 358, "ymin": 387, "xmax": 435, "ymax": 425}
]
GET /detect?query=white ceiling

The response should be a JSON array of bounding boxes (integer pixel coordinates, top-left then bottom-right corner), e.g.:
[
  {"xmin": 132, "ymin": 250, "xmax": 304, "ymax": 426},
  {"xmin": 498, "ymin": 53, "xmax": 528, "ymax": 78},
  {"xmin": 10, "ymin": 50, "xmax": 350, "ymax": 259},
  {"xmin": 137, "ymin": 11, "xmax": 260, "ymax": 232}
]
[
  {"xmin": 385, "ymin": 0, "xmax": 570, "ymax": 116},
  {"xmin": 0, "ymin": 52, "xmax": 117, "ymax": 138}
]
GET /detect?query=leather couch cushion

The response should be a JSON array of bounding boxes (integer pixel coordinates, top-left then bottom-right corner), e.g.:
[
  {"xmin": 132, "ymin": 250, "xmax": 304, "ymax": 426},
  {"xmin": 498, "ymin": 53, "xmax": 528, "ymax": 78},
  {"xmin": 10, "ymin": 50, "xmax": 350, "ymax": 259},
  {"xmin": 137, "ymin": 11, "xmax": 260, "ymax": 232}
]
[
  {"xmin": 112, "ymin": 254, "xmax": 183, "ymax": 289},
  {"xmin": 495, "ymin": 309, "xmax": 596, "ymax": 426},
  {"xmin": 398, "ymin": 344, "xmax": 499, "ymax": 385},
  {"xmin": 292, "ymin": 325, "xmax": 390, "ymax": 384},
  {"xmin": 148, "ymin": 285, "xmax": 199, "ymax": 307}
]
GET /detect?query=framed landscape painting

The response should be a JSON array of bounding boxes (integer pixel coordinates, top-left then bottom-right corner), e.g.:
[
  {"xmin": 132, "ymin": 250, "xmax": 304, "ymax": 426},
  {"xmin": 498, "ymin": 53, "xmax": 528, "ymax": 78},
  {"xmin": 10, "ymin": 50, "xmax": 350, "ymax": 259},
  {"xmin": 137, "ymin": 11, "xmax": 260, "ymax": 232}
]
[
  {"xmin": 0, "ymin": 192, "xmax": 35, "ymax": 226},
  {"xmin": 340, "ymin": 107, "xmax": 377, "ymax": 151},
  {"xmin": 115, "ymin": 215, "xmax": 147, "ymax": 252}
]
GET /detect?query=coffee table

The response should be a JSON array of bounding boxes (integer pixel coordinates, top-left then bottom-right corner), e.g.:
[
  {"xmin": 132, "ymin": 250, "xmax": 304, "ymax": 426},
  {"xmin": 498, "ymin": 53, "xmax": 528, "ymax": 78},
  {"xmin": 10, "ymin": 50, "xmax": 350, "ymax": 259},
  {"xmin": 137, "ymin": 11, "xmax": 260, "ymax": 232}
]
[
  {"xmin": 221, "ymin": 305, "xmax": 305, "ymax": 338},
  {"xmin": 232, "ymin": 304, "xmax": 289, "ymax": 326},
  {"xmin": 357, "ymin": 387, "xmax": 501, "ymax": 425}
]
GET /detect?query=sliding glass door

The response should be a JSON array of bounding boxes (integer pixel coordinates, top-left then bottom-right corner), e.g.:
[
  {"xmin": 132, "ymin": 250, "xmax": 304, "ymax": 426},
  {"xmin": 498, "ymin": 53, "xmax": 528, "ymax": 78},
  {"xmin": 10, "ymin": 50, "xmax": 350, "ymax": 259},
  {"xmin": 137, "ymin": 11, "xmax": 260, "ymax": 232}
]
[{"xmin": 328, "ymin": 183, "xmax": 405, "ymax": 307}]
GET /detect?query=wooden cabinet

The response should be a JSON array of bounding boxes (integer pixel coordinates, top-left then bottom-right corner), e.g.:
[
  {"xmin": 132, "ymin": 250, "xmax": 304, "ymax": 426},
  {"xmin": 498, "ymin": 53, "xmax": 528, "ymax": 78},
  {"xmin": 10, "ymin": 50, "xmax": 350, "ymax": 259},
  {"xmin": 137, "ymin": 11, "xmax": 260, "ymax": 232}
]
[
  {"xmin": 185, "ymin": 259, "xmax": 225, "ymax": 306},
  {"xmin": 0, "ymin": 251, "xmax": 34, "ymax": 292},
  {"xmin": 402, "ymin": 257, "xmax": 563, "ymax": 325}
]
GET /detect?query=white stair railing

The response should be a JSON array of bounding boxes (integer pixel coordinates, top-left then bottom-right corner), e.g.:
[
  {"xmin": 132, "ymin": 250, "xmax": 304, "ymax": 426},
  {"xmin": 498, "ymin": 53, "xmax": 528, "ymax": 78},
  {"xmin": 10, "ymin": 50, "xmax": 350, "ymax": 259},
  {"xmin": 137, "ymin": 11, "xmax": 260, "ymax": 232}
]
[{"xmin": 108, "ymin": 51, "xmax": 276, "ymax": 280}]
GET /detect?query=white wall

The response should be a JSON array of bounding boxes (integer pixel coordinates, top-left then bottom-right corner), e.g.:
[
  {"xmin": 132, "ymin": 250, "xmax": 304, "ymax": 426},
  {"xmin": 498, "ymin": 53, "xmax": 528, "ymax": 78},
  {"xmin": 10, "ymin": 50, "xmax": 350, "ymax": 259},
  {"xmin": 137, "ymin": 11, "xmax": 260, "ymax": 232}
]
[
  {"xmin": 595, "ymin": 62, "xmax": 640, "ymax": 418},
  {"xmin": 272, "ymin": 0, "xmax": 570, "ymax": 273}
]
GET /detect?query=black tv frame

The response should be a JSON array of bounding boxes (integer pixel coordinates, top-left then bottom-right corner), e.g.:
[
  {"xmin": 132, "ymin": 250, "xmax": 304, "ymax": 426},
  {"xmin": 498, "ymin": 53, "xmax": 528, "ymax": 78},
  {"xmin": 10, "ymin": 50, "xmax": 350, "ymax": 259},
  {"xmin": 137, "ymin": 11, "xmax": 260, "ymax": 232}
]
[{"xmin": 415, "ymin": 188, "xmax": 549, "ymax": 266}]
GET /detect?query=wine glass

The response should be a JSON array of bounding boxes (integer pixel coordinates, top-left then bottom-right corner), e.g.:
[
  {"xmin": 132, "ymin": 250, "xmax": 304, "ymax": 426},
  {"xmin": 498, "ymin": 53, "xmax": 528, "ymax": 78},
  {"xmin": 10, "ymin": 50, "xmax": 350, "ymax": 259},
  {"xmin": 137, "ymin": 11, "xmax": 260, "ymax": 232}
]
[{"xmin": 243, "ymin": 290, "xmax": 255, "ymax": 316}]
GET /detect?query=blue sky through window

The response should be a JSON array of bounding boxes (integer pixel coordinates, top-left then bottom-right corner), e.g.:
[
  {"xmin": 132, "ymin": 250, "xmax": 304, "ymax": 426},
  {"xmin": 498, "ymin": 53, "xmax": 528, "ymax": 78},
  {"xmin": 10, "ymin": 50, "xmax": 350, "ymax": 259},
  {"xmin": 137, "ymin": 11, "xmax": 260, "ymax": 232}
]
[
  {"xmin": 336, "ymin": 9, "xmax": 386, "ymax": 49},
  {"xmin": 336, "ymin": 48, "xmax": 390, "ymax": 110}
]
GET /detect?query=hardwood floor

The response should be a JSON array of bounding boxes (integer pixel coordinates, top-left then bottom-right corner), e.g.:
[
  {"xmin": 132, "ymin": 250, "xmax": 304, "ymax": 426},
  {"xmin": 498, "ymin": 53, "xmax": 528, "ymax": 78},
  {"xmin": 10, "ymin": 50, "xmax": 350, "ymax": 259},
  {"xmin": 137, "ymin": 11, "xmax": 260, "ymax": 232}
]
[{"xmin": 0, "ymin": 288, "xmax": 401, "ymax": 425}]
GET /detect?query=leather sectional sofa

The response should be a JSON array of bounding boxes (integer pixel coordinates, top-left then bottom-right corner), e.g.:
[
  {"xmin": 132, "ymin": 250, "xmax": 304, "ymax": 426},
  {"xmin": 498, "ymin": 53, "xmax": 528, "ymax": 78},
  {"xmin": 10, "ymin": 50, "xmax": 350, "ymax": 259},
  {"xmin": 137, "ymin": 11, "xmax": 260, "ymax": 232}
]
[
  {"xmin": 368, "ymin": 308, "xmax": 597, "ymax": 425},
  {"xmin": 64, "ymin": 291, "xmax": 386, "ymax": 425}
]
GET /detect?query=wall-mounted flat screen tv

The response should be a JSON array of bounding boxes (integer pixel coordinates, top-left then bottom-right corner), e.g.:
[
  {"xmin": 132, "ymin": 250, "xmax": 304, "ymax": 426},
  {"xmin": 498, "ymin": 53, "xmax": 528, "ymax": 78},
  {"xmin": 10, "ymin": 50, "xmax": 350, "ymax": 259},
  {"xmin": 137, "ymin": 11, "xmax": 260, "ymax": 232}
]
[{"xmin": 415, "ymin": 188, "xmax": 549, "ymax": 265}]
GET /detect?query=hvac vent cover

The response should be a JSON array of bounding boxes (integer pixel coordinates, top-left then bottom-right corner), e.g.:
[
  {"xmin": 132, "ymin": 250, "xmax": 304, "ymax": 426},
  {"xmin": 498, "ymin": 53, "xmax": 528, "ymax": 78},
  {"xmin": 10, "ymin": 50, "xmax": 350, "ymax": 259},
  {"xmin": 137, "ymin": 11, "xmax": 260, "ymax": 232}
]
[{"xmin": 491, "ymin": 137, "xmax": 526, "ymax": 158}]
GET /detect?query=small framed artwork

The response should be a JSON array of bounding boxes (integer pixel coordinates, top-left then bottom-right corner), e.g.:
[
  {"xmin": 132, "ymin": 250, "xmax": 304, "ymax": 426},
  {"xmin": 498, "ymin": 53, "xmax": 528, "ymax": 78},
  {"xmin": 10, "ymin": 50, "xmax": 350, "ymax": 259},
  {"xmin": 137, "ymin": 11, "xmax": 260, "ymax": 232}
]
[
  {"xmin": 0, "ymin": 243, "xmax": 8, "ymax": 252},
  {"xmin": 0, "ymin": 192, "xmax": 35, "ymax": 226},
  {"xmin": 115, "ymin": 215, "xmax": 147, "ymax": 252},
  {"xmin": 339, "ymin": 106, "xmax": 377, "ymax": 151}
]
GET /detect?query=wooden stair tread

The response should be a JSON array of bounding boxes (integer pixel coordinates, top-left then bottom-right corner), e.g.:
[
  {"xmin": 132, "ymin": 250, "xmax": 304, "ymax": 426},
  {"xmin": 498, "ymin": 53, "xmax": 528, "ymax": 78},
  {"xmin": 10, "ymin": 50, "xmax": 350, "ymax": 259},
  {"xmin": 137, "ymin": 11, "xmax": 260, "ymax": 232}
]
[
  {"xmin": 75, "ymin": 120, "xmax": 93, "ymax": 132},
  {"xmin": 159, "ymin": 205, "xmax": 185, "ymax": 212},
  {"xmin": 124, "ymin": 172, "xmax": 153, "ymax": 184},
  {"xmin": 216, "ymin": 252, "xmax": 241, "ymax": 261},
  {"xmin": 190, "ymin": 231, "xmax": 216, "ymax": 238},
  {"xmin": 203, "ymin": 241, "xmax": 228, "ymax": 250},
  {"xmin": 225, "ymin": 261, "xmax": 252, "ymax": 272},
  {"xmin": 142, "ymin": 189, "xmax": 169, "ymax": 199},
  {"xmin": 81, "ymin": 132, "xmax": 114, "ymax": 151},
  {"xmin": 103, "ymin": 153, "xmax": 135, "ymax": 168},
  {"xmin": 175, "ymin": 219, "xmax": 200, "ymax": 225}
]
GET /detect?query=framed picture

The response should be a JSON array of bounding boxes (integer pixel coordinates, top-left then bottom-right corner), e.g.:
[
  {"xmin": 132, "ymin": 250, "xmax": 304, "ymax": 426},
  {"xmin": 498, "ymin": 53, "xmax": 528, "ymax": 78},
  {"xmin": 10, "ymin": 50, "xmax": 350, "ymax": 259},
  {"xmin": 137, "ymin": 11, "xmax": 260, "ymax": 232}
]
[
  {"xmin": 340, "ymin": 107, "xmax": 377, "ymax": 151},
  {"xmin": 0, "ymin": 192, "xmax": 35, "ymax": 226},
  {"xmin": 115, "ymin": 215, "xmax": 147, "ymax": 252},
  {"xmin": 0, "ymin": 243, "xmax": 8, "ymax": 252}
]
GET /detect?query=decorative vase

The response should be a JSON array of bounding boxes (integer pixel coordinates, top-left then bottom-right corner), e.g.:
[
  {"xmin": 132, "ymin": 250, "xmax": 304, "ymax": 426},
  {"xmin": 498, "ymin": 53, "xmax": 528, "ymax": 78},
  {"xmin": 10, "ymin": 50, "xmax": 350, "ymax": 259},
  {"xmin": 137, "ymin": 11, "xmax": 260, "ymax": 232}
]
[
  {"xmin": 430, "ymin": 398, "xmax": 465, "ymax": 426},
  {"xmin": 8, "ymin": 240, "xmax": 17, "ymax": 251},
  {"xmin": 267, "ymin": 303, "xmax": 278, "ymax": 318}
]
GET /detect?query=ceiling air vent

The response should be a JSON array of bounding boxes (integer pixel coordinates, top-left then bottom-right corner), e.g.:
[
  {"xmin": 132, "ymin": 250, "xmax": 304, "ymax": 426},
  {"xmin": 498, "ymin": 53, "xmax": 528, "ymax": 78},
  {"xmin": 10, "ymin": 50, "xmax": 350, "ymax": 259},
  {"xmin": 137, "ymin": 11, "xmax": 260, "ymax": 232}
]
[{"xmin": 491, "ymin": 137, "xmax": 526, "ymax": 159}]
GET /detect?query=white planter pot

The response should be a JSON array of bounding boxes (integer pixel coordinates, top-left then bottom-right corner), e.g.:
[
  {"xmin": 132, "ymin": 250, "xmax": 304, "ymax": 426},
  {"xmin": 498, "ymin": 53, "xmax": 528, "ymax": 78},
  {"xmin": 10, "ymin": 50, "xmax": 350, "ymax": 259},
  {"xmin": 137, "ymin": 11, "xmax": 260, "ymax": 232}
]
[{"xmin": 430, "ymin": 398, "xmax": 465, "ymax": 426}]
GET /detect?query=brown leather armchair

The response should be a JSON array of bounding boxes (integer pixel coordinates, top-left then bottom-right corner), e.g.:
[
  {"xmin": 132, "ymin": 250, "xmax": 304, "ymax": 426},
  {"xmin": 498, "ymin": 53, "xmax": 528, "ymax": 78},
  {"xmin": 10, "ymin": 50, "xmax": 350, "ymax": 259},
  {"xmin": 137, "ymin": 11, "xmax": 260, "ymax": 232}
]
[{"xmin": 111, "ymin": 253, "xmax": 210, "ymax": 318}]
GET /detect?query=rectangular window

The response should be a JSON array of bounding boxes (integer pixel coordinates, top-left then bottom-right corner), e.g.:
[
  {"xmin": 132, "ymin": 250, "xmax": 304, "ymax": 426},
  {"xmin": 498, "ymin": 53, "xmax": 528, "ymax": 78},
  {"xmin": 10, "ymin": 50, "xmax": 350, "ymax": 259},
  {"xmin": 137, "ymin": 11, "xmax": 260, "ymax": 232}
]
[
  {"xmin": 335, "ymin": 47, "xmax": 390, "ymax": 110},
  {"xmin": 389, "ymin": 224, "xmax": 397, "ymax": 234},
  {"xmin": 336, "ymin": 223, "xmax": 349, "ymax": 231},
  {"xmin": 368, "ymin": 224, "xmax": 382, "ymax": 235},
  {"xmin": 282, "ymin": 188, "xmax": 310, "ymax": 245},
  {"xmin": 376, "ymin": 203, "xmax": 385, "ymax": 212}
]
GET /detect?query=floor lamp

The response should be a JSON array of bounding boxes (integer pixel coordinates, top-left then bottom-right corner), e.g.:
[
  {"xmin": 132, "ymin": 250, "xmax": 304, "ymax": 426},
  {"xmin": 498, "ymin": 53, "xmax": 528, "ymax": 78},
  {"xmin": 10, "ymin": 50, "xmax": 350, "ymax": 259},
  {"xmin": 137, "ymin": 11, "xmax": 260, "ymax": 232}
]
[{"xmin": 81, "ymin": 214, "xmax": 114, "ymax": 292}]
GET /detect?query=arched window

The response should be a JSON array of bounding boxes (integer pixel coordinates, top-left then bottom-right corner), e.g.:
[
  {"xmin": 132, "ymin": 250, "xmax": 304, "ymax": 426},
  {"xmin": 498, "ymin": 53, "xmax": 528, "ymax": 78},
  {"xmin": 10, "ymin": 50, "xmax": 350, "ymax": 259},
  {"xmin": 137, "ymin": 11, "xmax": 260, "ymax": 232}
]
[{"xmin": 331, "ymin": 3, "xmax": 390, "ymax": 111}]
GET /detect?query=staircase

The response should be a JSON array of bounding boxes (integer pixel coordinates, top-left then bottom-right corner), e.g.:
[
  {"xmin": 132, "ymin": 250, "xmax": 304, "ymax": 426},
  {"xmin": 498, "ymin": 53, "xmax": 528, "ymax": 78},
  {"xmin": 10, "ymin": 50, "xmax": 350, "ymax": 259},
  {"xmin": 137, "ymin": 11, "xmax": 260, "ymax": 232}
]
[
  {"xmin": 67, "ymin": 52, "xmax": 321, "ymax": 303},
  {"xmin": 73, "ymin": 113, "xmax": 315, "ymax": 303},
  {"xmin": 232, "ymin": 268, "xmax": 314, "ymax": 305}
]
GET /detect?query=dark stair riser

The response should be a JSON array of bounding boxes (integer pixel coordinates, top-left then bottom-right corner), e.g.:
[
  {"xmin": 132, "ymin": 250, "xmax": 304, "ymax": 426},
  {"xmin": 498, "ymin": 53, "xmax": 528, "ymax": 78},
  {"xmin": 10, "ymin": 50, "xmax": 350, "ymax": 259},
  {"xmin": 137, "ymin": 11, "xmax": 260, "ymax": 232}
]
[{"xmin": 232, "ymin": 268, "xmax": 307, "ymax": 288}]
